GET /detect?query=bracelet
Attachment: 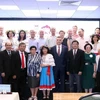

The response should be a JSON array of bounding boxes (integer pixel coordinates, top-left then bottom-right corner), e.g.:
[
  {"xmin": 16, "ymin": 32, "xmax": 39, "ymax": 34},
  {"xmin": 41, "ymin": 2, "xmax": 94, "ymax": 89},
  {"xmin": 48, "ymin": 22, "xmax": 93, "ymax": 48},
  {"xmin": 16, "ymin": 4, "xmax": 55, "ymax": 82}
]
[{"xmin": 94, "ymin": 71, "xmax": 96, "ymax": 73}]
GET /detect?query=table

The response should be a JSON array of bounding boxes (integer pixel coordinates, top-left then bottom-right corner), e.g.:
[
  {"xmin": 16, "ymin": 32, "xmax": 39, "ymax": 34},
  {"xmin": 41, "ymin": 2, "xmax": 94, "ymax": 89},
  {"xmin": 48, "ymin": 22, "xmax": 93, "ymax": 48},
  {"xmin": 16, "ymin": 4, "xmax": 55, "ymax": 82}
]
[
  {"xmin": 0, "ymin": 92, "xmax": 19, "ymax": 100},
  {"xmin": 53, "ymin": 93, "xmax": 91, "ymax": 100}
]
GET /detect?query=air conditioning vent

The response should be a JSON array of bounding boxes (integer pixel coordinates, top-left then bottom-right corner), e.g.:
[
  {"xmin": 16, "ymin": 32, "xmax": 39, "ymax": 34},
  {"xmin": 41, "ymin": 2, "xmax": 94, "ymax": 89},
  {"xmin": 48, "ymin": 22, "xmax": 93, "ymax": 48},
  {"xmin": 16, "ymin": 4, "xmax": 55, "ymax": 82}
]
[{"xmin": 59, "ymin": 0, "xmax": 81, "ymax": 6}]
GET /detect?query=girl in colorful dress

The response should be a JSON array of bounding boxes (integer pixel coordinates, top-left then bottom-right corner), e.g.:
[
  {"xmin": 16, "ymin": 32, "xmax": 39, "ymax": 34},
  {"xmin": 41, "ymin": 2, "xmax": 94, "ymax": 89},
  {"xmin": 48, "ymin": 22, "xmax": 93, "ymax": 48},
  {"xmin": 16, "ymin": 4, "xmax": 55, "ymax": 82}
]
[{"xmin": 40, "ymin": 46, "xmax": 55, "ymax": 99}]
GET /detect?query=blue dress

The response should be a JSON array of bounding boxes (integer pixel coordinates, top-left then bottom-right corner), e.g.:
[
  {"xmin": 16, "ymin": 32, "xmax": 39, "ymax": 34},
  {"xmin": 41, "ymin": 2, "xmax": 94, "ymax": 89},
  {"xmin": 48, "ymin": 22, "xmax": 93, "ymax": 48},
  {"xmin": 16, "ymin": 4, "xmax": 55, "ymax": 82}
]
[{"xmin": 40, "ymin": 54, "xmax": 55, "ymax": 90}]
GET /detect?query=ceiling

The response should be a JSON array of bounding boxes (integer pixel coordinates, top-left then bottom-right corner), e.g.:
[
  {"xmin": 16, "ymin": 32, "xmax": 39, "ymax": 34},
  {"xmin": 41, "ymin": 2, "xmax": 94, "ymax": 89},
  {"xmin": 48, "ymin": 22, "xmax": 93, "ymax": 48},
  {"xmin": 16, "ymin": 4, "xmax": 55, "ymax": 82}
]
[{"xmin": 0, "ymin": 0, "xmax": 100, "ymax": 18}]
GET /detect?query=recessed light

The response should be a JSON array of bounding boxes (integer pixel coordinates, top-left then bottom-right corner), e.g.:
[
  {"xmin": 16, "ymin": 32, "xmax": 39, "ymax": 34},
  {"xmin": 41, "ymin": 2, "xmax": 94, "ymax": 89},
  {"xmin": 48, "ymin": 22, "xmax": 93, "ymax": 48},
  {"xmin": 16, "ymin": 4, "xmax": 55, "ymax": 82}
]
[
  {"xmin": 37, "ymin": 0, "xmax": 59, "ymax": 1},
  {"xmin": 22, "ymin": 10, "xmax": 41, "ymax": 17},
  {"xmin": 40, "ymin": 10, "xmax": 57, "ymax": 14},
  {"xmin": 77, "ymin": 6, "xmax": 98, "ymax": 11},
  {"xmin": 57, "ymin": 10, "xmax": 75, "ymax": 17},
  {"xmin": 0, "ymin": 5, "xmax": 19, "ymax": 10}
]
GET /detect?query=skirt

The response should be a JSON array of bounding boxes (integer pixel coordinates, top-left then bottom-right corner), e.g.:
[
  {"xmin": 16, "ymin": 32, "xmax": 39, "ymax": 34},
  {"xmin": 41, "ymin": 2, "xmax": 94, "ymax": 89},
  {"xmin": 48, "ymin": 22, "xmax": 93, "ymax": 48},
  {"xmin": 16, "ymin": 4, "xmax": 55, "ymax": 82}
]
[
  {"xmin": 40, "ymin": 66, "xmax": 55, "ymax": 90},
  {"xmin": 28, "ymin": 76, "xmax": 39, "ymax": 88}
]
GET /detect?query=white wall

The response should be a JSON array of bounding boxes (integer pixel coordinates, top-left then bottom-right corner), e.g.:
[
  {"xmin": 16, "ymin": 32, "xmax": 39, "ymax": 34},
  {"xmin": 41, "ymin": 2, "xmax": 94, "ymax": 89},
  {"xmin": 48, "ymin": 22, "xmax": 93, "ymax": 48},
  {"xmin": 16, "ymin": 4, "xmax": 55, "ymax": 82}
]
[{"xmin": 0, "ymin": 20, "xmax": 99, "ymax": 39}]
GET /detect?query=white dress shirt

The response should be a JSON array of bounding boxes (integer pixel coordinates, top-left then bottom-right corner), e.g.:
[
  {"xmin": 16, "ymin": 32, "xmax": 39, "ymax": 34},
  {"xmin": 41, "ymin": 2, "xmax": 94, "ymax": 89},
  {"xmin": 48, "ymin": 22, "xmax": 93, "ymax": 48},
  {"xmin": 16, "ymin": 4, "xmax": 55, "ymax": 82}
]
[
  {"xmin": 37, "ymin": 38, "xmax": 46, "ymax": 52},
  {"xmin": 46, "ymin": 36, "xmax": 56, "ymax": 48},
  {"xmin": 76, "ymin": 37, "xmax": 87, "ymax": 51},
  {"xmin": 56, "ymin": 44, "xmax": 62, "ymax": 55},
  {"xmin": 73, "ymin": 49, "xmax": 77, "ymax": 55},
  {"xmin": 28, "ymin": 38, "xmax": 38, "ymax": 51},
  {"xmin": 96, "ymin": 55, "xmax": 100, "ymax": 71},
  {"xmin": 19, "ymin": 51, "xmax": 26, "ymax": 69}
]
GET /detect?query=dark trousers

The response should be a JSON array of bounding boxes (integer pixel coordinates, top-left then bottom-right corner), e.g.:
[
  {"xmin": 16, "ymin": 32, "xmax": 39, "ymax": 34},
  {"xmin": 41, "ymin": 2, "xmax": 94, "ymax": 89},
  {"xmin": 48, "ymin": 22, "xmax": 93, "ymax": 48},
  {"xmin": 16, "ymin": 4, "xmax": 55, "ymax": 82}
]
[
  {"xmin": 96, "ymin": 71, "xmax": 100, "ymax": 92},
  {"xmin": 17, "ymin": 69, "xmax": 27, "ymax": 100},
  {"xmin": 53, "ymin": 67, "xmax": 65, "ymax": 92},
  {"xmin": 0, "ymin": 75, "xmax": 2, "ymax": 84},
  {"xmin": 69, "ymin": 74, "xmax": 82, "ymax": 92},
  {"xmin": 2, "ymin": 75, "xmax": 12, "ymax": 84}
]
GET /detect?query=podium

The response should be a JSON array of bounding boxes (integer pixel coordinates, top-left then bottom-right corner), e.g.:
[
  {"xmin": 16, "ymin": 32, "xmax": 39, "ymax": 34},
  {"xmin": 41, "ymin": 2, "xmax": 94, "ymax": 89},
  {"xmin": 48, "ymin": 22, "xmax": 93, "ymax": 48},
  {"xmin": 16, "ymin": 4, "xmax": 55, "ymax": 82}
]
[
  {"xmin": 53, "ymin": 93, "xmax": 90, "ymax": 100},
  {"xmin": 0, "ymin": 92, "xmax": 19, "ymax": 100}
]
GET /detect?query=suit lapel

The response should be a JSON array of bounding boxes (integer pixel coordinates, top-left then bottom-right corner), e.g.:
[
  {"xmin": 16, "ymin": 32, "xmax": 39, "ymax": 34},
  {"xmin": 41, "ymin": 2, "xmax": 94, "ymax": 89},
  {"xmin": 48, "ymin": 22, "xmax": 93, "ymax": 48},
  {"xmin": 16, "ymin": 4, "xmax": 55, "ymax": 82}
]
[
  {"xmin": 70, "ymin": 49, "xmax": 73, "ymax": 58},
  {"xmin": 75, "ymin": 49, "xmax": 79, "ymax": 58},
  {"xmin": 17, "ymin": 51, "xmax": 21, "ymax": 62},
  {"xmin": 54, "ymin": 46, "xmax": 58, "ymax": 55},
  {"xmin": 4, "ymin": 50, "xmax": 10, "ymax": 57}
]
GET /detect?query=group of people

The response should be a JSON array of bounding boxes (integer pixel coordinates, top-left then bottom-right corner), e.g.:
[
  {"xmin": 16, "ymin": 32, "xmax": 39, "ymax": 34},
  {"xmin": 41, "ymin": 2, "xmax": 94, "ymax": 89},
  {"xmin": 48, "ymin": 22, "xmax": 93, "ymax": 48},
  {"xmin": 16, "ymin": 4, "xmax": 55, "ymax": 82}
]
[{"xmin": 0, "ymin": 26, "xmax": 100, "ymax": 100}]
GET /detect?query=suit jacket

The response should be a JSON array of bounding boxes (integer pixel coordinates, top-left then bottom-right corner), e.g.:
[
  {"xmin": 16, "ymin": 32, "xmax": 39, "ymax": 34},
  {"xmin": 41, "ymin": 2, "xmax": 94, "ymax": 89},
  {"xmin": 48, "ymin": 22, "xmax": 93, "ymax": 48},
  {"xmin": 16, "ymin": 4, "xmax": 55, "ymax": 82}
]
[
  {"xmin": 96, "ymin": 55, "xmax": 100, "ymax": 71},
  {"xmin": 12, "ymin": 51, "xmax": 28, "ymax": 78},
  {"xmin": 67, "ymin": 49, "xmax": 85, "ymax": 74},
  {"xmin": 0, "ymin": 50, "xmax": 15, "ymax": 77},
  {"xmin": 51, "ymin": 45, "xmax": 68, "ymax": 68}
]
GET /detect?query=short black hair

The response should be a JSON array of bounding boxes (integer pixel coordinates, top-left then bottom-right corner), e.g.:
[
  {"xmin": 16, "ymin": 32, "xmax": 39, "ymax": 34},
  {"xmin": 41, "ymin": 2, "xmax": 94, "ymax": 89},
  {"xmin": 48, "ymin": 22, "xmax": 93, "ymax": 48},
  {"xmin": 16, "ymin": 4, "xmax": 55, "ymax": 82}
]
[
  {"xmin": 40, "ymin": 46, "xmax": 50, "ymax": 56},
  {"xmin": 30, "ymin": 46, "xmax": 37, "ymax": 50},
  {"xmin": 7, "ymin": 30, "xmax": 15, "ymax": 38},
  {"xmin": 59, "ymin": 30, "xmax": 65, "ymax": 34},
  {"xmin": 19, "ymin": 42, "xmax": 26, "ymax": 47},
  {"xmin": 80, "ymin": 28, "xmax": 84, "ymax": 32},
  {"xmin": 95, "ymin": 27, "xmax": 100, "ymax": 31},
  {"xmin": 72, "ymin": 40, "xmax": 79, "ymax": 45},
  {"xmin": 84, "ymin": 43, "xmax": 93, "ymax": 50},
  {"xmin": 91, "ymin": 34, "xmax": 99, "ymax": 44}
]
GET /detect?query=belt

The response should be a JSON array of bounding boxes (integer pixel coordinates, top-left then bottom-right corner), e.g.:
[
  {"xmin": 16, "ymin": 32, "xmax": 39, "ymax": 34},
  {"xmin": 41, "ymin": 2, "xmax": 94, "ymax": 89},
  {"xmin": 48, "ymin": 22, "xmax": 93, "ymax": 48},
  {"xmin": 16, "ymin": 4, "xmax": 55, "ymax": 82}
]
[
  {"xmin": 21, "ymin": 68, "xmax": 26, "ymax": 71},
  {"xmin": 85, "ymin": 62, "xmax": 92, "ymax": 65}
]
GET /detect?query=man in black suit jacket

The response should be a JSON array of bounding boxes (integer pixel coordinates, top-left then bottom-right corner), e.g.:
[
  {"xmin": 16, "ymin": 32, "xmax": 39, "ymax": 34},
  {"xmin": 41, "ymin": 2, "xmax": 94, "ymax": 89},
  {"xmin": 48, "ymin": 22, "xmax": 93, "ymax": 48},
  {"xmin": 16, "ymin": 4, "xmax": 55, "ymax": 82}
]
[
  {"xmin": 12, "ymin": 42, "xmax": 28, "ymax": 100},
  {"xmin": 51, "ymin": 36, "xmax": 68, "ymax": 92},
  {"xmin": 67, "ymin": 40, "xmax": 84, "ymax": 92},
  {"xmin": 0, "ymin": 42, "xmax": 15, "ymax": 90}
]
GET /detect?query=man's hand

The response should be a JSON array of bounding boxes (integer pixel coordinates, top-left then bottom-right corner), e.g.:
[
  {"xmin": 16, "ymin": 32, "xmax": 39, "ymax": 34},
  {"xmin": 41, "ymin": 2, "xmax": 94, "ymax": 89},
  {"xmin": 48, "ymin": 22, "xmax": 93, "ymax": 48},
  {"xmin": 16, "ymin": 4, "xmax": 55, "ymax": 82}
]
[
  {"xmin": 1, "ymin": 73, "xmax": 5, "ymax": 77},
  {"xmin": 36, "ymin": 74, "xmax": 40, "ymax": 78},
  {"xmin": 67, "ymin": 72, "xmax": 70, "ymax": 75},
  {"xmin": 78, "ymin": 71, "xmax": 82, "ymax": 75},
  {"xmin": 13, "ymin": 75, "xmax": 16, "ymax": 79}
]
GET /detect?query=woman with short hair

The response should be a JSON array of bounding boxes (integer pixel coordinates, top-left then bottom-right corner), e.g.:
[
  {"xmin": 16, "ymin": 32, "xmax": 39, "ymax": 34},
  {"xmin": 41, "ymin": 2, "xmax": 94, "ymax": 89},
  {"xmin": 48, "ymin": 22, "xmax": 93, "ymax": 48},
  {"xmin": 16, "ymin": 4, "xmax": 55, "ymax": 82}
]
[{"xmin": 27, "ymin": 46, "xmax": 41, "ymax": 100}]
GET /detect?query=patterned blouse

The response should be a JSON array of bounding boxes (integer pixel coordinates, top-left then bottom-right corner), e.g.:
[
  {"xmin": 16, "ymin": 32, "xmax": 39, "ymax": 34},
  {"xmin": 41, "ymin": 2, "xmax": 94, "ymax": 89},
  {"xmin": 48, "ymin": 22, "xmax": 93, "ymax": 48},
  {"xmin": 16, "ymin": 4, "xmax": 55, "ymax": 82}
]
[
  {"xmin": 41, "ymin": 54, "xmax": 55, "ymax": 66},
  {"xmin": 27, "ymin": 53, "xmax": 41, "ymax": 76}
]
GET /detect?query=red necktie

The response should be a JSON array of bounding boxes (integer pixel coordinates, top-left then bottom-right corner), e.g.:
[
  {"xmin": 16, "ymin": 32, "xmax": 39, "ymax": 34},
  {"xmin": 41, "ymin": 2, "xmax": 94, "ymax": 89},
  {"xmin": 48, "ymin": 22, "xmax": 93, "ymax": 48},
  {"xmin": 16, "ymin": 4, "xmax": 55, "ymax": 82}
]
[
  {"xmin": 21, "ymin": 52, "xmax": 25, "ymax": 69},
  {"xmin": 58, "ymin": 45, "xmax": 60, "ymax": 56}
]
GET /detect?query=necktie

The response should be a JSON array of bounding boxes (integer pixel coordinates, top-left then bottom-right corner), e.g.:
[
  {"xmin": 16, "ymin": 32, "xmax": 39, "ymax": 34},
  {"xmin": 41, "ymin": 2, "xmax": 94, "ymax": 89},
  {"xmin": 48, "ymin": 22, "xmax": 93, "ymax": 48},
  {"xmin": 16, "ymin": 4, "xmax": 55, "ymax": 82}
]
[
  {"xmin": 58, "ymin": 45, "xmax": 60, "ymax": 56},
  {"xmin": 8, "ymin": 51, "xmax": 11, "ymax": 56},
  {"xmin": 73, "ymin": 49, "xmax": 76, "ymax": 58},
  {"xmin": 21, "ymin": 52, "xmax": 25, "ymax": 69}
]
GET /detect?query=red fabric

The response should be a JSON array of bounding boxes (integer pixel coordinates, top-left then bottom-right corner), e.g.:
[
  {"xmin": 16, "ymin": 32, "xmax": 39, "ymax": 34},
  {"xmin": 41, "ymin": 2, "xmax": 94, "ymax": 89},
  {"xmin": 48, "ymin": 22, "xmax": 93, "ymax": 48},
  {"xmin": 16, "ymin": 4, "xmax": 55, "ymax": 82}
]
[
  {"xmin": 47, "ymin": 66, "xmax": 50, "ymax": 76},
  {"xmin": 58, "ymin": 46, "xmax": 60, "ymax": 56},
  {"xmin": 95, "ymin": 53, "xmax": 99, "ymax": 55},
  {"xmin": 40, "ymin": 84, "xmax": 55, "ymax": 89},
  {"xmin": 21, "ymin": 52, "xmax": 25, "ymax": 68}
]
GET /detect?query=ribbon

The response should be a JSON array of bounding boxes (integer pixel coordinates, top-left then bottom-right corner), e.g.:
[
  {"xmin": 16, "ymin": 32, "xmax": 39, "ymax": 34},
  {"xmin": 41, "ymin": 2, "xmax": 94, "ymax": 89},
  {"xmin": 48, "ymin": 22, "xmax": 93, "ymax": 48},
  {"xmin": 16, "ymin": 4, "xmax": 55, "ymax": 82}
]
[{"xmin": 47, "ymin": 66, "xmax": 50, "ymax": 76}]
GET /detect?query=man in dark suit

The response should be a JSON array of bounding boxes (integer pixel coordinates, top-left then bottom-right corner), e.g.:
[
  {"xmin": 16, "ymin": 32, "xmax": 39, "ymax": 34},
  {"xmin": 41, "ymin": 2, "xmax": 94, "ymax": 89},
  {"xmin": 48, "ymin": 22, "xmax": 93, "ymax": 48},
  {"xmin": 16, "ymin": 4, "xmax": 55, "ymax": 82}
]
[
  {"xmin": 51, "ymin": 36, "xmax": 68, "ymax": 92},
  {"xmin": 67, "ymin": 40, "xmax": 84, "ymax": 92},
  {"xmin": 12, "ymin": 42, "xmax": 28, "ymax": 100},
  {"xmin": 0, "ymin": 41, "xmax": 15, "ymax": 89}
]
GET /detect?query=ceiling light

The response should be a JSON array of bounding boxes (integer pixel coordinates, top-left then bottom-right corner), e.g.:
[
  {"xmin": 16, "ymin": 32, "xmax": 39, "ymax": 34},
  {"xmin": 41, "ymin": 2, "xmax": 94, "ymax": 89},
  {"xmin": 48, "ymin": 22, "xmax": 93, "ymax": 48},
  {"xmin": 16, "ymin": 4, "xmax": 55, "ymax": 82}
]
[
  {"xmin": 0, "ymin": 5, "xmax": 19, "ymax": 10},
  {"xmin": 57, "ymin": 10, "xmax": 75, "ymax": 17},
  {"xmin": 77, "ymin": 6, "xmax": 98, "ymax": 11},
  {"xmin": 22, "ymin": 10, "xmax": 41, "ymax": 17},
  {"xmin": 40, "ymin": 10, "xmax": 57, "ymax": 14},
  {"xmin": 37, "ymin": 0, "xmax": 59, "ymax": 1}
]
